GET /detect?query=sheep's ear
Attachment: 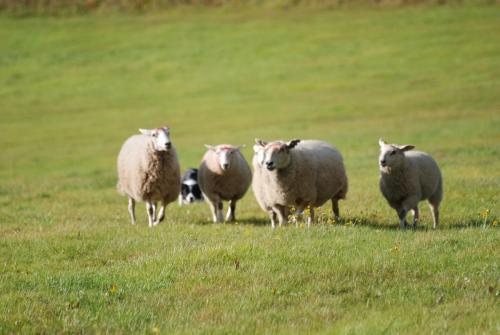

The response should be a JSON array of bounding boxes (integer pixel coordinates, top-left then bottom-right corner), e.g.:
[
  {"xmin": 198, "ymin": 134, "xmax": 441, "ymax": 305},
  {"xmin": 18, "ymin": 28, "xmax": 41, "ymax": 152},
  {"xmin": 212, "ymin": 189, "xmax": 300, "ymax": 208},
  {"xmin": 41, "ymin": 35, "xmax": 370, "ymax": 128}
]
[
  {"xmin": 139, "ymin": 128, "xmax": 152, "ymax": 136},
  {"xmin": 255, "ymin": 138, "xmax": 267, "ymax": 147},
  {"xmin": 237, "ymin": 144, "xmax": 246, "ymax": 150},
  {"xmin": 286, "ymin": 139, "xmax": 301, "ymax": 150},
  {"xmin": 204, "ymin": 144, "xmax": 216, "ymax": 151},
  {"xmin": 399, "ymin": 144, "xmax": 415, "ymax": 152},
  {"xmin": 253, "ymin": 144, "xmax": 262, "ymax": 153},
  {"xmin": 378, "ymin": 138, "xmax": 386, "ymax": 147}
]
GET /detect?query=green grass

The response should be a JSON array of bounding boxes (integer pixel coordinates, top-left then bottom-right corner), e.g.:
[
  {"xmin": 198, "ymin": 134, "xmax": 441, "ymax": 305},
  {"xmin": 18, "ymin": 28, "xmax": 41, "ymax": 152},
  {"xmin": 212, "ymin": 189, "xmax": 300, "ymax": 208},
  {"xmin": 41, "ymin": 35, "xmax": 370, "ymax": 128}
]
[{"xmin": 1, "ymin": 4, "xmax": 499, "ymax": 334}]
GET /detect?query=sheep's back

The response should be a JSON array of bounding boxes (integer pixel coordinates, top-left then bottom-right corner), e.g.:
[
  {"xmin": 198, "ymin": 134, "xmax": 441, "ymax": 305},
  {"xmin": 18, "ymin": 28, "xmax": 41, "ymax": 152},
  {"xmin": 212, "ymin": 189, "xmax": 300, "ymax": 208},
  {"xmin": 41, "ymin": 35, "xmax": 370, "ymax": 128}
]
[
  {"xmin": 406, "ymin": 151, "xmax": 442, "ymax": 200},
  {"xmin": 117, "ymin": 135, "xmax": 150, "ymax": 198},
  {"xmin": 295, "ymin": 141, "xmax": 348, "ymax": 206}
]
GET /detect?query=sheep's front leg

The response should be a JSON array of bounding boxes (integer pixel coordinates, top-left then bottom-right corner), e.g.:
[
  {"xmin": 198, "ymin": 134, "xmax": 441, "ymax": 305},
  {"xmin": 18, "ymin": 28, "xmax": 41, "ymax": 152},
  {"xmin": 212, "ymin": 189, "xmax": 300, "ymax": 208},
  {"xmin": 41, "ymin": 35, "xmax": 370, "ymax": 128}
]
[
  {"xmin": 128, "ymin": 197, "xmax": 136, "ymax": 225},
  {"xmin": 273, "ymin": 205, "xmax": 287, "ymax": 227},
  {"xmin": 399, "ymin": 196, "xmax": 420, "ymax": 229},
  {"xmin": 226, "ymin": 200, "xmax": 236, "ymax": 222},
  {"xmin": 208, "ymin": 197, "xmax": 223, "ymax": 223},
  {"xmin": 152, "ymin": 202, "xmax": 157, "ymax": 222},
  {"xmin": 397, "ymin": 208, "xmax": 408, "ymax": 229},
  {"xmin": 146, "ymin": 202, "xmax": 155, "ymax": 228},
  {"xmin": 207, "ymin": 200, "xmax": 218, "ymax": 223},
  {"xmin": 154, "ymin": 201, "xmax": 166, "ymax": 226}
]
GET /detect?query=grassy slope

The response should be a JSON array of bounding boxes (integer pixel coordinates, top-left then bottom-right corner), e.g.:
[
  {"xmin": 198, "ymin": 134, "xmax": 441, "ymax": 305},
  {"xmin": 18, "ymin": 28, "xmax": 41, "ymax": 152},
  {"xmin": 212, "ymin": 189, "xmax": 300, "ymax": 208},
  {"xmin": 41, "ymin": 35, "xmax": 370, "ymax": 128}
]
[{"xmin": 0, "ymin": 5, "xmax": 499, "ymax": 334}]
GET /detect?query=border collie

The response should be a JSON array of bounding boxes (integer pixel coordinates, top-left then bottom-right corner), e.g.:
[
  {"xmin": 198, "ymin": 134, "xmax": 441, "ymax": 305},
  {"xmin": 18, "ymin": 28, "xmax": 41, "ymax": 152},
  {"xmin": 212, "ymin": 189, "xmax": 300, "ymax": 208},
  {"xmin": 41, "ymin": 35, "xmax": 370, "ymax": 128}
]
[{"xmin": 179, "ymin": 168, "xmax": 204, "ymax": 205}]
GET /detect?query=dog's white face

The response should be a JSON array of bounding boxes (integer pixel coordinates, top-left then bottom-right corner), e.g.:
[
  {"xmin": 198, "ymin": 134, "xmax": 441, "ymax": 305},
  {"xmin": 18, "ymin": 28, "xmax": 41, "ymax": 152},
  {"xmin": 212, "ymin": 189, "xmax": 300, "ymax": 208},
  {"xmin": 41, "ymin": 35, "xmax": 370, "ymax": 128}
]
[{"xmin": 180, "ymin": 169, "xmax": 203, "ymax": 205}]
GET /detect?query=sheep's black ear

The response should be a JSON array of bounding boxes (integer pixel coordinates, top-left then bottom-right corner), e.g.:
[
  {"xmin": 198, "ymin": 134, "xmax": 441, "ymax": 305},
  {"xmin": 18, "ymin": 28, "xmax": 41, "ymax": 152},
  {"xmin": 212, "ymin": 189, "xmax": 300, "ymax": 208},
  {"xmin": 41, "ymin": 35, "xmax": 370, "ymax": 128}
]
[
  {"xmin": 286, "ymin": 139, "xmax": 301, "ymax": 149},
  {"xmin": 255, "ymin": 138, "xmax": 267, "ymax": 147},
  {"xmin": 399, "ymin": 145, "xmax": 415, "ymax": 152}
]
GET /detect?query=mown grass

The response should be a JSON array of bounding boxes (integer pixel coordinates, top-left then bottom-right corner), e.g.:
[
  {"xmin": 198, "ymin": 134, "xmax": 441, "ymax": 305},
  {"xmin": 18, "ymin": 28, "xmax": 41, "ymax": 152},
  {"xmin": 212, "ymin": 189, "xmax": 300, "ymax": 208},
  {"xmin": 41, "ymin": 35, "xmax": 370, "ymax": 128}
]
[{"xmin": 0, "ymin": 4, "xmax": 499, "ymax": 334}]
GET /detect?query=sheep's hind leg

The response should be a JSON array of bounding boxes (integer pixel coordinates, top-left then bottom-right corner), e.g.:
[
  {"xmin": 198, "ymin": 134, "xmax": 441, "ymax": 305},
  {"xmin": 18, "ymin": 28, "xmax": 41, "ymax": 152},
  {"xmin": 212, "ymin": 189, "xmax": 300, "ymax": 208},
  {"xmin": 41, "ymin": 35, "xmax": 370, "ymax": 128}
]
[
  {"xmin": 412, "ymin": 207, "xmax": 419, "ymax": 228},
  {"xmin": 307, "ymin": 207, "xmax": 315, "ymax": 228},
  {"xmin": 128, "ymin": 197, "xmax": 136, "ymax": 225},
  {"xmin": 146, "ymin": 202, "xmax": 155, "ymax": 228},
  {"xmin": 332, "ymin": 198, "xmax": 341, "ymax": 222},
  {"xmin": 429, "ymin": 203, "xmax": 440, "ymax": 229},
  {"xmin": 269, "ymin": 210, "xmax": 277, "ymax": 229},
  {"xmin": 226, "ymin": 200, "xmax": 236, "ymax": 222},
  {"xmin": 154, "ymin": 201, "xmax": 166, "ymax": 226}
]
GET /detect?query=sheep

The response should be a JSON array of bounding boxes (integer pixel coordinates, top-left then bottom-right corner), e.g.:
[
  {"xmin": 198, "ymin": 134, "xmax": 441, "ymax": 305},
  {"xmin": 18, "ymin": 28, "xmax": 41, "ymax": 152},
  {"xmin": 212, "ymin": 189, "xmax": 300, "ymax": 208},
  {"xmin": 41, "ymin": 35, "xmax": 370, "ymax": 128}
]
[
  {"xmin": 198, "ymin": 144, "xmax": 252, "ymax": 223},
  {"xmin": 252, "ymin": 139, "xmax": 348, "ymax": 228},
  {"xmin": 378, "ymin": 139, "xmax": 443, "ymax": 229},
  {"xmin": 117, "ymin": 127, "xmax": 180, "ymax": 227}
]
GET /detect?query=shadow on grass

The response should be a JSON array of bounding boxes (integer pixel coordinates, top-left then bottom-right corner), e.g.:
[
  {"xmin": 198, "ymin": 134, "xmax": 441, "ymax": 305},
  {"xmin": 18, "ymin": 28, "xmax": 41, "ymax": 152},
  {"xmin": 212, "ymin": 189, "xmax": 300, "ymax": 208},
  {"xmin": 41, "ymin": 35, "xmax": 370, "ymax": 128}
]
[
  {"xmin": 190, "ymin": 214, "xmax": 496, "ymax": 231},
  {"xmin": 345, "ymin": 216, "xmax": 497, "ymax": 231},
  {"xmin": 190, "ymin": 216, "xmax": 270, "ymax": 226}
]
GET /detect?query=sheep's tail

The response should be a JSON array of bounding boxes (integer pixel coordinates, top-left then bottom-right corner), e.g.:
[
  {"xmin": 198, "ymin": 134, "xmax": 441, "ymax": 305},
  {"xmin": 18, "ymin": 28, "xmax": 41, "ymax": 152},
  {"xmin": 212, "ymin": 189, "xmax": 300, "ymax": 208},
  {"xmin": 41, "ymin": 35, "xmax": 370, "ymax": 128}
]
[{"xmin": 336, "ymin": 175, "xmax": 349, "ymax": 200}]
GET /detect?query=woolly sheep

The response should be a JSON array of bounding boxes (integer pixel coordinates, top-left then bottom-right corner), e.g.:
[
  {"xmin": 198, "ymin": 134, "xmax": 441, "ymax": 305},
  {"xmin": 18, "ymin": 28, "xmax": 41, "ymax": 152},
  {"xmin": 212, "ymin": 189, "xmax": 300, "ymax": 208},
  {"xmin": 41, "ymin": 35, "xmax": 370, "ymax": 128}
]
[
  {"xmin": 378, "ymin": 139, "xmax": 443, "ymax": 229},
  {"xmin": 252, "ymin": 139, "xmax": 348, "ymax": 228},
  {"xmin": 117, "ymin": 127, "xmax": 180, "ymax": 227},
  {"xmin": 198, "ymin": 144, "xmax": 252, "ymax": 223}
]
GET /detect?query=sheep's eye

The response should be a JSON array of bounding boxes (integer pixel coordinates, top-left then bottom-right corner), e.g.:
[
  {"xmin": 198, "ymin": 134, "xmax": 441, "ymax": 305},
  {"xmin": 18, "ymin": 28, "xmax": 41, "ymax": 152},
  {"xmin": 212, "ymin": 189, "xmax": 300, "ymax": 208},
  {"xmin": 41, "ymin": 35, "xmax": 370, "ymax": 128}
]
[
  {"xmin": 390, "ymin": 150, "xmax": 396, "ymax": 156},
  {"xmin": 152, "ymin": 133, "xmax": 157, "ymax": 137}
]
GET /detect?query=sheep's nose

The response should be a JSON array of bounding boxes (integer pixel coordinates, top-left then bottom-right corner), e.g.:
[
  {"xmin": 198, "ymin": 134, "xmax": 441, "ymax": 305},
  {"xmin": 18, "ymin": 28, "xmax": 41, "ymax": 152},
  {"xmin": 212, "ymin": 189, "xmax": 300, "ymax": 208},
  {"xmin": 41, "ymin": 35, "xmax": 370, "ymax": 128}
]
[
  {"xmin": 380, "ymin": 159, "xmax": 386, "ymax": 166},
  {"xmin": 165, "ymin": 143, "xmax": 171, "ymax": 149},
  {"xmin": 266, "ymin": 162, "xmax": 275, "ymax": 170},
  {"xmin": 222, "ymin": 163, "xmax": 229, "ymax": 170}
]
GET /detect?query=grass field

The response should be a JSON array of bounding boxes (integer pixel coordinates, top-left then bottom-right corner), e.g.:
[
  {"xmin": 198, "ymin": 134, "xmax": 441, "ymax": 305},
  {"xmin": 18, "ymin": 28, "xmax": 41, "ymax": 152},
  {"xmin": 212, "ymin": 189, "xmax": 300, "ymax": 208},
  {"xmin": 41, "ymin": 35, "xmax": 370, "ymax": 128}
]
[{"xmin": 1, "ymin": 4, "xmax": 499, "ymax": 334}]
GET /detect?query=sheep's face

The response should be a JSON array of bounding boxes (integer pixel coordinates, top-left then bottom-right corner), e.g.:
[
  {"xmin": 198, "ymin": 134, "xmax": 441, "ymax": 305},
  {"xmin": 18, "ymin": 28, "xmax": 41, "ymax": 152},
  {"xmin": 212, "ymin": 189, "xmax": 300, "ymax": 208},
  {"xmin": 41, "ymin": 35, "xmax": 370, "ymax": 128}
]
[
  {"xmin": 378, "ymin": 138, "xmax": 415, "ymax": 172},
  {"xmin": 140, "ymin": 127, "xmax": 172, "ymax": 151},
  {"xmin": 254, "ymin": 139, "xmax": 301, "ymax": 171},
  {"xmin": 205, "ymin": 145, "xmax": 244, "ymax": 172}
]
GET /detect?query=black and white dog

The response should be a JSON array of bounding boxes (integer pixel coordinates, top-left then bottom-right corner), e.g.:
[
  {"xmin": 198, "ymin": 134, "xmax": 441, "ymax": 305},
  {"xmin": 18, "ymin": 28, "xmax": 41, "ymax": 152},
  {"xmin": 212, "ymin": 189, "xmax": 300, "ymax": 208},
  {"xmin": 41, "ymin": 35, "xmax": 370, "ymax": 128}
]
[{"xmin": 179, "ymin": 168, "xmax": 204, "ymax": 205}]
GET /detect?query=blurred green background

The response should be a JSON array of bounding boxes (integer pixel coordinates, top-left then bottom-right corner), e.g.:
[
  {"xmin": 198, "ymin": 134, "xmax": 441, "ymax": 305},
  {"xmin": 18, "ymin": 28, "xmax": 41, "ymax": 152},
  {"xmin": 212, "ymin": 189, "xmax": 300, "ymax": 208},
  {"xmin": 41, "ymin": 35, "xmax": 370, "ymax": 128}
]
[{"xmin": 0, "ymin": 3, "xmax": 499, "ymax": 334}]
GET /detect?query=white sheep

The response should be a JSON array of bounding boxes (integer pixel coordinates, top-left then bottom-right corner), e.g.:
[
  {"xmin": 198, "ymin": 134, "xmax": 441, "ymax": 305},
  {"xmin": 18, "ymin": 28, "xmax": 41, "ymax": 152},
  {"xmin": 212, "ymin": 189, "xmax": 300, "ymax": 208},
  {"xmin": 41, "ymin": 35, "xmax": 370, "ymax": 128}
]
[
  {"xmin": 252, "ymin": 139, "xmax": 348, "ymax": 228},
  {"xmin": 198, "ymin": 144, "xmax": 252, "ymax": 223},
  {"xmin": 378, "ymin": 139, "xmax": 443, "ymax": 229},
  {"xmin": 117, "ymin": 127, "xmax": 180, "ymax": 227}
]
